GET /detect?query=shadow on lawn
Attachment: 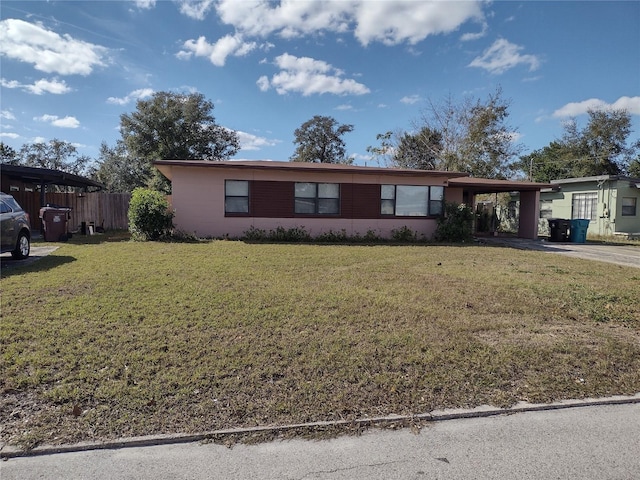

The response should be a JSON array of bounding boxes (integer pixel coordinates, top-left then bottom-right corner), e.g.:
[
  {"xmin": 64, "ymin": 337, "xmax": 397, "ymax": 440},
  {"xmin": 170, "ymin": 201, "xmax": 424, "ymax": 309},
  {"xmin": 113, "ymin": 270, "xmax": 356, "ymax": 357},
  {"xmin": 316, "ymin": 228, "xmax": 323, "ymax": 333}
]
[{"xmin": 0, "ymin": 255, "xmax": 76, "ymax": 278}]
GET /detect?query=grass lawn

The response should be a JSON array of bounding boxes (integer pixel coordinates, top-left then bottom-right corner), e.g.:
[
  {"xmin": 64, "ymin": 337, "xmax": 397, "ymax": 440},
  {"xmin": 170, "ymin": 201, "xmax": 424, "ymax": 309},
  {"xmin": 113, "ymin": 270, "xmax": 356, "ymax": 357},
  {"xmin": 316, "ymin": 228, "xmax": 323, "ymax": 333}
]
[{"xmin": 2, "ymin": 233, "xmax": 640, "ymax": 449}]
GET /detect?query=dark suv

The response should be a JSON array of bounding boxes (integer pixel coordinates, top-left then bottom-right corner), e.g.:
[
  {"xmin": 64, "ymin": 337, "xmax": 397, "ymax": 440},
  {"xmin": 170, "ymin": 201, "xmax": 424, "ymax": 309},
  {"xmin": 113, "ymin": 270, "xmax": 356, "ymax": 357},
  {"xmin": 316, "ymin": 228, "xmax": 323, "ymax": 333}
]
[{"xmin": 1, "ymin": 192, "xmax": 31, "ymax": 259}]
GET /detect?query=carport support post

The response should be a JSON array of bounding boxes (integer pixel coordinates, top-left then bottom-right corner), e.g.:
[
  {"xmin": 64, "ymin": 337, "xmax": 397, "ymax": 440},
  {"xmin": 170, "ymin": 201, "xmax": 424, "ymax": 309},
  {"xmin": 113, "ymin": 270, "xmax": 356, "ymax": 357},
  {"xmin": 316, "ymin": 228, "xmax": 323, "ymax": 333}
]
[
  {"xmin": 518, "ymin": 190, "xmax": 541, "ymax": 240},
  {"xmin": 40, "ymin": 180, "xmax": 47, "ymax": 235}
]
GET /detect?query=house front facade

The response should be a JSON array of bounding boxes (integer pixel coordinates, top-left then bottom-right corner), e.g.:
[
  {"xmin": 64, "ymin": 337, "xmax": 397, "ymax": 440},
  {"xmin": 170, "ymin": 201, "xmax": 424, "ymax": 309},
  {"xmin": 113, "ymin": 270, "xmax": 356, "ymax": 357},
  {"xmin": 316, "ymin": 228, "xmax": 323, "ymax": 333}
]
[
  {"xmin": 154, "ymin": 160, "xmax": 549, "ymax": 240},
  {"xmin": 540, "ymin": 175, "xmax": 640, "ymax": 237}
]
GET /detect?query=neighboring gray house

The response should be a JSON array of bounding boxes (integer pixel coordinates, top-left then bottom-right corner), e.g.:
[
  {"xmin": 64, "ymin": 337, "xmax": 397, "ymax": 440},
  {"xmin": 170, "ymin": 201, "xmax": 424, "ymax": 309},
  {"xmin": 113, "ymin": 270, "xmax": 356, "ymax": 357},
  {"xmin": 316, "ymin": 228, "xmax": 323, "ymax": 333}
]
[{"xmin": 539, "ymin": 175, "xmax": 640, "ymax": 238}]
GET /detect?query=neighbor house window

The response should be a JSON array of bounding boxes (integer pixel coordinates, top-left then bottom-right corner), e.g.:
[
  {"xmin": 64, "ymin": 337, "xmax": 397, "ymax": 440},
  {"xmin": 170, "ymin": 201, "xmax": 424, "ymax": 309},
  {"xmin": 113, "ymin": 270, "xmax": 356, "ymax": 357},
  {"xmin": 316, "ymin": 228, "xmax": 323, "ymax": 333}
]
[
  {"xmin": 540, "ymin": 199, "xmax": 553, "ymax": 219},
  {"xmin": 381, "ymin": 185, "xmax": 444, "ymax": 216},
  {"xmin": 225, "ymin": 180, "xmax": 249, "ymax": 214},
  {"xmin": 622, "ymin": 197, "xmax": 637, "ymax": 216},
  {"xmin": 571, "ymin": 192, "xmax": 597, "ymax": 220},
  {"xmin": 294, "ymin": 182, "xmax": 339, "ymax": 215}
]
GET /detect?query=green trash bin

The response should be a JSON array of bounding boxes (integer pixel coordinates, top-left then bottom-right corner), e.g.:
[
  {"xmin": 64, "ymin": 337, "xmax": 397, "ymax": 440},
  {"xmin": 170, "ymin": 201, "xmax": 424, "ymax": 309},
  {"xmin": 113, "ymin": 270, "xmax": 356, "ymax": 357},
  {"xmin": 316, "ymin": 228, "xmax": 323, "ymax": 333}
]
[{"xmin": 569, "ymin": 219, "xmax": 590, "ymax": 243}]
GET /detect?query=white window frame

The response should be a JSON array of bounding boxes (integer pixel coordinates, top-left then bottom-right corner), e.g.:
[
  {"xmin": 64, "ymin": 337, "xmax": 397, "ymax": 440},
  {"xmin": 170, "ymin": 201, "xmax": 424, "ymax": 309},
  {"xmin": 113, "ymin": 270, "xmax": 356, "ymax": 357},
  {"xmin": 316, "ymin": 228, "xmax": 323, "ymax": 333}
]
[
  {"xmin": 571, "ymin": 192, "xmax": 597, "ymax": 220},
  {"xmin": 381, "ymin": 185, "xmax": 444, "ymax": 217},
  {"xmin": 294, "ymin": 182, "xmax": 340, "ymax": 215},
  {"xmin": 225, "ymin": 180, "xmax": 249, "ymax": 214},
  {"xmin": 621, "ymin": 197, "xmax": 637, "ymax": 216}
]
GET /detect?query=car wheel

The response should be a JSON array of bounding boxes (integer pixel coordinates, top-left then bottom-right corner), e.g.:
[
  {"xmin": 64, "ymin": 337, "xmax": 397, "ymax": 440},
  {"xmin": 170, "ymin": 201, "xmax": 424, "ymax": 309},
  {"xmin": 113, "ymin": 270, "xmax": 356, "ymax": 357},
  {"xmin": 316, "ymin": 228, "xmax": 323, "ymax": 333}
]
[{"xmin": 12, "ymin": 232, "xmax": 30, "ymax": 259}]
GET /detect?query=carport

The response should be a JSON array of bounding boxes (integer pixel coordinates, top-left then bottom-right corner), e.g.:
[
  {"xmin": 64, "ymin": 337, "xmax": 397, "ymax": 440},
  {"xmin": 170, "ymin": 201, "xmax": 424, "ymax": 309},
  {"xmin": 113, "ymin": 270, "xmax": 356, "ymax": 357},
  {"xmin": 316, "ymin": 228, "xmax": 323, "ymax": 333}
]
[
  {"xmin": 1, "ymin": 164, "xmax": 104, "ymax": 232},
  {"xmin": 446, "ymin": 177, "xmax": 553, "ymax": 239}
]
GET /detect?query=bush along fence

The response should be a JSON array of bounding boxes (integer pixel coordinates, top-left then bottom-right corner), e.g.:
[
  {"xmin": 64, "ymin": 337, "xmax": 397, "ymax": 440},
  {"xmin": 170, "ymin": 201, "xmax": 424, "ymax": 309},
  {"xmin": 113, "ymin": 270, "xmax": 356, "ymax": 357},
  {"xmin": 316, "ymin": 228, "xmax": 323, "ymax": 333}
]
[{"xmin": 10, "ymin": 191, "xmax": 131, "ymax": 233}]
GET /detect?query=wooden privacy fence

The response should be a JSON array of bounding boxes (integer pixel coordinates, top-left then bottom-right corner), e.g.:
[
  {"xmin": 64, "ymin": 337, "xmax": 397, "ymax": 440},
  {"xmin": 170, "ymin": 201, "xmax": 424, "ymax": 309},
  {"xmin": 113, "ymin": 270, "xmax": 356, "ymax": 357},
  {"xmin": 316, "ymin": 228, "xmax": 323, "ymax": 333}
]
[{"xmin": 12, "ymin": 191, "xmax": 131, "ymax": 233}]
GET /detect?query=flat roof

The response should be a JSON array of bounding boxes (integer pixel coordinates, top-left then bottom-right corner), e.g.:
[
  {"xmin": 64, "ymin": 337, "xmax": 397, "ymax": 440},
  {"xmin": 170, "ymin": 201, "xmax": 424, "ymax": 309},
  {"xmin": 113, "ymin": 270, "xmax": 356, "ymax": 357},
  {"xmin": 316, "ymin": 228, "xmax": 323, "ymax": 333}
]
[
  {"xmin": 153, "ymin": 160, "xmax": 553, "ymax": 193},
  {"xmin": 550, "ymin": 175, "xmax": 640, "ymax": 185},
  {"xmin": 1, "ymin": 163, "xmax": 104, "ymax": 189},
  {"xmin": 447, "ymin": 176, "xmax": 554, "ymax": 193},
  {"xmin": 153, "ymin": 159, "xmax": 470, "ymax": 179}
]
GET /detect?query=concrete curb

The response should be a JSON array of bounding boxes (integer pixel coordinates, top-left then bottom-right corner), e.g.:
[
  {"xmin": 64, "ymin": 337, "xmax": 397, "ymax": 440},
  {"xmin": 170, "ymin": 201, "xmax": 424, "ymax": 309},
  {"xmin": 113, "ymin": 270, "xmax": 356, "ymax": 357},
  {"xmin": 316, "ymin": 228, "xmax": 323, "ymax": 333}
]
[{"xmin": 2, "ymin": 393, "xmax": 639, "ymax": 459}]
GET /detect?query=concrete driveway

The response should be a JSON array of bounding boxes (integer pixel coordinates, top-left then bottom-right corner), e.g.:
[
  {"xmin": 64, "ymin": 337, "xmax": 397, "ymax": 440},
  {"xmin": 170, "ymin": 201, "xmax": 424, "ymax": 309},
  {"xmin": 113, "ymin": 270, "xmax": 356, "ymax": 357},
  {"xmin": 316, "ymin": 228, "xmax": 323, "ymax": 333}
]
[
  {"xmin": 0, "ymin": 245, "xmax": 60, "ymax": 271},
  {"xmin": 479, "ymin": 237, "xmax": 640, "ymax": 268}
]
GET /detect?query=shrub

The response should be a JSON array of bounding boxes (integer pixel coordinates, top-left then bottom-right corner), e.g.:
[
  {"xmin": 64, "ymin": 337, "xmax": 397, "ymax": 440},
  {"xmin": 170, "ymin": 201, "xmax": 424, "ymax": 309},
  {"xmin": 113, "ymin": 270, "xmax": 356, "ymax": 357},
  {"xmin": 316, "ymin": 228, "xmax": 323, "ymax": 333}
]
[
  {"xmin": 391, "ymin": 225, "xmax": 418, "ymax": 242},
  {"xmin": 128, "ymin": 188, "xmax": 174, "ymax": 241},
  {"xmin": 434, "ymin": 202, "xmax": 473, "ymax": 243},
  {"xmin": 316, "ymin": 229, "xmax": 349, "ymax": 243},
  {"xmin": 242, "ymin": 226, "xmax": 268, "ymax": 241},
  {"xmin": 268, "ymin": 226, "xmax": 311, "ymax": 242}
]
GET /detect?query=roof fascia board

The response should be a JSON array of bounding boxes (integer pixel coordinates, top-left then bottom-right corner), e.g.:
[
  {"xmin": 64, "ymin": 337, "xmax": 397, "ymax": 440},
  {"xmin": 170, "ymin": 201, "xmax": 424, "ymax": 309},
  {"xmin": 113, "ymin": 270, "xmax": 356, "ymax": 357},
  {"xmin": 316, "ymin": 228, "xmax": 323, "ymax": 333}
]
[{"xmin": 152, "ymin": 160, "xmax": 468, "ymax": 179}]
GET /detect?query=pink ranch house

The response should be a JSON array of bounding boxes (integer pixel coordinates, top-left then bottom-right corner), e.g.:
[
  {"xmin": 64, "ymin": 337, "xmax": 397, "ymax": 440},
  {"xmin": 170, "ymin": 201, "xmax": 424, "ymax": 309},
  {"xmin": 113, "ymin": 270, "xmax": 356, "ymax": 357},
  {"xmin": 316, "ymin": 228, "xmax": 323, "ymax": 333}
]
[{"xmin": 154, "ymin": 160, "xmax": 548, "ymax": 240}]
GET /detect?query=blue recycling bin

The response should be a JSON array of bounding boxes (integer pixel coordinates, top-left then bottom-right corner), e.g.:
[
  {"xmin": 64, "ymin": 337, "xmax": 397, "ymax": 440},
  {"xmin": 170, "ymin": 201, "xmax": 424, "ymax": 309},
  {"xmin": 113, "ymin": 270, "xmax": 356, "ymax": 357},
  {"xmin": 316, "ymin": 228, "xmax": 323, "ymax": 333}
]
[{"xmin": 570, "ymin": 219, "xmax": 590, "ymax": 243}]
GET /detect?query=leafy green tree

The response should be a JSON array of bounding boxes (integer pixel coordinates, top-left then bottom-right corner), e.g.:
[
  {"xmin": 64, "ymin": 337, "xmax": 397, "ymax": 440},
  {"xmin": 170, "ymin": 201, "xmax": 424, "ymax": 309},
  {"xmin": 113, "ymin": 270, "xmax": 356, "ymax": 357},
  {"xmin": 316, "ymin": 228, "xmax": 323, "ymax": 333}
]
[
  {"xmin": 382, "ymin": 87, "xmax": 522, "ymax": 177},
  {"xmin": 18, "ymin": 139, "xmax": 90, "ymax": 175},
  {"xmin": 629, "ymin": 140, "xmax": 640, "ymax": 178},
  {"xmin": 120, "ymin": 91, "xmax": 240, "ymax": 192},
  {"xmin": 458, "ymin": 89, "xmax": 523, "ymax": 178},
  {"xmin": 392, "ymin": 127, "xmax": 443, "ymax": 170},
  {"xmin": 580, "ymin": 109, "xmax": 630, "ymax": 175},
  {"xmin": 515, "ymin": 109, "xmax": 638, "ymax": 180},
  {"xmin": 0, "ymin": 142, "xmax": 19, "ymax": 164},
  {"xmin": 91, "ymin": 141, "xmax": 148, "ymax": 193},
  {"xmin": 290, "ymin": 115, "xmax": 354, "ymax": 164},
  {"xmin": 517, "ymin": 141, "xmax": 575, "ymax": 183}
]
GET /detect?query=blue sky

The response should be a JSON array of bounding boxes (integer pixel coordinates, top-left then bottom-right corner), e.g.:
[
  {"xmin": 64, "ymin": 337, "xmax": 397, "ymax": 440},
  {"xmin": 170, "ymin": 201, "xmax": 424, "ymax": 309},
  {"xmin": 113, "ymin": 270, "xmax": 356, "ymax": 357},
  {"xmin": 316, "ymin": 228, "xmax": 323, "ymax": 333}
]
[{"xmin": 1, "ymin": 1, "xmax": 639, "ymax": 171}]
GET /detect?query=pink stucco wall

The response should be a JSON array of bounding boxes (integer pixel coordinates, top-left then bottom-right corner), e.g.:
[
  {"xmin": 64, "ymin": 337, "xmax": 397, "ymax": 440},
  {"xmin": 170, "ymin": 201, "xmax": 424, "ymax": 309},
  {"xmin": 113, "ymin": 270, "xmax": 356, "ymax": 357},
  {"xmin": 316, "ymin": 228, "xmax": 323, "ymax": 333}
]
[{"xmin": 165, "ymin": 164, "xmax": 448, "ymax": 239}]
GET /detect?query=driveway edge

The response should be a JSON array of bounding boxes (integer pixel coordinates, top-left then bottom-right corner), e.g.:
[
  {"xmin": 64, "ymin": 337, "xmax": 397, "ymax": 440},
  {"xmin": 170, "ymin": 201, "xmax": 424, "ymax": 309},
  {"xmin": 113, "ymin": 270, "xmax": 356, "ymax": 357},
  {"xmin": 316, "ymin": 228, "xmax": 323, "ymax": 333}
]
[{"xmin": 2, "ymin": 393, "xmax": 639, "ymax": 459}]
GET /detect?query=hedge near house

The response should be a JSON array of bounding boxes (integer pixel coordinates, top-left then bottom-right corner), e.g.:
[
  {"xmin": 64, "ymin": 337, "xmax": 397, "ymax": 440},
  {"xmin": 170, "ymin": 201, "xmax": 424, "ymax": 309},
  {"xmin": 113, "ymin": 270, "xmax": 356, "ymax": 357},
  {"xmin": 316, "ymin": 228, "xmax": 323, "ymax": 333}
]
[{"xmin": 127, "ymin": 188, "xmax": 174, "ymax": 241}]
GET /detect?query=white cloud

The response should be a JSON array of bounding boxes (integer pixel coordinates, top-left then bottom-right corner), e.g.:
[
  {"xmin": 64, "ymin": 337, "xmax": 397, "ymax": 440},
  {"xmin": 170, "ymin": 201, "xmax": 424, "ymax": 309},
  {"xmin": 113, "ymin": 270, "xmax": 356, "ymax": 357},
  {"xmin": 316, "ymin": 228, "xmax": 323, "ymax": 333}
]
[
  {"xmin": 1, "ymin": 110, "xmax": 16, "ymax": 120},
  {"xmin": 260, "ymin": 53, "xmax": 370, "ymax": 96},
  {"xmin": 256, "ymin": 76, "xmax": 270, "ymax": 92},
  {"xmin": 0, "ymin": 132, "xmax": 20, "ymax": 139},
  {"xmin": 460, "ymin": 22, "xmax": 488, "ymax": 42},
  {"xmin": 236, "ymin": 130, "xmax": 280, "ymax": 151},
  {"xmin": 1, "ymin": 77, "xmax": 71, "ymax": 95},
  {"xmin": 400, "ymin": 95, "xmax": 422, "ymax": 105},
  {"xmin": 0, "ymin": 78, "xmax": 20, "ymax": 89},
  {"xmin": 553, "ymin": 96, "xmax": 640, "ymax": 118},
  {"xmin": 177, "ymin": 0, "xmax": 215, "ymax": 20},
  {"xmin": 352, "ymin": 1, "xmax": 483, "ymax": 46},
  {"xmin": 29, "ymin": 78, "xmax": 72, "ymax": 95},
  {"xmin": 335, "ymin": 104, "xmax": 353, "ymax": 111},
  {"xmin": 177, "ymin": 34, "xmax": 257, "ymax": 66},
  {"xmin": 0, "ymin": 19, "xmax": 108, "ymax": 75},
  {"xmin": 134, "ymin": 0, "xmax": 156, "ymax": 9},
  {"xmin": 469, "ymin": 38, "xmax": 541, "ymax": 74},
  {"xmin": 107, "ymin": 88, "xmax": 155, "ymax": 105},
  {"xmin": 34, "ymin": 114, "xmax": 80, "ymax": 128},
  {"xmin": 215, "ymin": 0, "xmax": 483, "ymax": 46}
]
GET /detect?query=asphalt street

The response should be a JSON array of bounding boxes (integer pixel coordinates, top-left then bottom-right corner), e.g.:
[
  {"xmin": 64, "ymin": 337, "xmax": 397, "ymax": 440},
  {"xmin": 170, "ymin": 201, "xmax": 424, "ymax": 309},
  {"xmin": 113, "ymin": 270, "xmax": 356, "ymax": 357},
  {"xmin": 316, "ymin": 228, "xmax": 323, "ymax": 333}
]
[{"xmin": 2, "ymin": 402, "xmax": 639, "ymax": 480}]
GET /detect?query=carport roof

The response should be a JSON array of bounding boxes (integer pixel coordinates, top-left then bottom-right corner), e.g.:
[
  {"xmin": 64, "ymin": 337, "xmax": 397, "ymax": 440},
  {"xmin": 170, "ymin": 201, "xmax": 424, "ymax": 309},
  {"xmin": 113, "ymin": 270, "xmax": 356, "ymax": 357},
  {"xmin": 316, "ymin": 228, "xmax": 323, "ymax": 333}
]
[
  {"xmin": 447, "ymin": 176, "xmax": 553, "ymax": 193},
  {"xmin": 1, "ymin": 163, "xmax": 104, "ymax": 189}
]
